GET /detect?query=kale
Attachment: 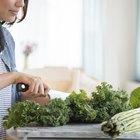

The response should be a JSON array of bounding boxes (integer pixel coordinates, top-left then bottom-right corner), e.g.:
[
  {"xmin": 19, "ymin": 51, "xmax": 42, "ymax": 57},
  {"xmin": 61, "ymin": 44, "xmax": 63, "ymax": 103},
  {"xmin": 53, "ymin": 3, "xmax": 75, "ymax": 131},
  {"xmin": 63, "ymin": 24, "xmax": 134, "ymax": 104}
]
[
  {"xmin": 91, "ymin": 82, "xmax": 131, "ymax": 123},
  {"xmin": 65, "ymin": 90, "xmax": 96, "ymax": 123},
  {"xmin": 3, "ymin": 100, "xmax": 43, "ymax": 129},
  {"xmin": 41, "ymin": 98, "xmax": 71, "ymax": 127},
  {"xmin": 3, "ymin": 82, "xmax": 132, "ymax": 129},
  {"xmin": 3, "ymin": 99, "xmax": 71, "ymax": 129}
]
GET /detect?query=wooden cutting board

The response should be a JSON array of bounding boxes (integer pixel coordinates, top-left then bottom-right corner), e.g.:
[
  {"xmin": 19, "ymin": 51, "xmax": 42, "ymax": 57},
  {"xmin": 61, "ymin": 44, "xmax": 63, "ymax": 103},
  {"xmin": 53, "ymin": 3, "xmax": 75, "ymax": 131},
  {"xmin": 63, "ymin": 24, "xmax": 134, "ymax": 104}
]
[{"xmin": 6, "ymin": 123, "xmax": 140, "ymax": 140}]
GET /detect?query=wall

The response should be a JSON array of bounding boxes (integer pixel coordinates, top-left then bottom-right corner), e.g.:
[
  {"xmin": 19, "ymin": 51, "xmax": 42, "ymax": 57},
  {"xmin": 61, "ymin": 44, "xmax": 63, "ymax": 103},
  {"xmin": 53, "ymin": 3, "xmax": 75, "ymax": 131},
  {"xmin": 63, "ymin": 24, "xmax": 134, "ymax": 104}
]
[
  {"xmin": 9, "ymin": 0, "xmax": 137, "ymax": 90},
  {"xmin": 103, "ymin": 0, "xmax": 137, "ymax": 89},
  {"xmin": 9, "ymin": 0, "xmax": 83, "ymax": 70}
]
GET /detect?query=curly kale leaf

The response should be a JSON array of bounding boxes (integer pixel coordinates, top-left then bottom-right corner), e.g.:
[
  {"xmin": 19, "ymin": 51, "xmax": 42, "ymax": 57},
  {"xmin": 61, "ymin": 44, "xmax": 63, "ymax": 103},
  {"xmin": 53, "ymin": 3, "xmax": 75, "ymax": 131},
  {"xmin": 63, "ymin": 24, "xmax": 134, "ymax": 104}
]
[
  {"xmin": 41, "ymin": 98, "xmax": 71, "ymax": 127},
  {"xmin": 65, "ymin": 90, "xmax": 96, "ymax": 123},
  {"xmin": 91, "ymin": 82, "xmax": 131, "ymax": 122},
  {"xmin": 3, "ymin": 100, "xmax": 43, "ymax": 129}
]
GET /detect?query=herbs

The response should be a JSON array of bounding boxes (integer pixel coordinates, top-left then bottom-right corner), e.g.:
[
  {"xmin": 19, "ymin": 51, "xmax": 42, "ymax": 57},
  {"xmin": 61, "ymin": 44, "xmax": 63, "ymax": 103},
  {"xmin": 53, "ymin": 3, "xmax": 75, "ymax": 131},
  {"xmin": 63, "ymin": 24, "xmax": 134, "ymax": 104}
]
[
  {"xmin": 91, "ymin": 82, "xmax": 131, "ymax": 122},
  {"xmin": 101, "ymin": 107, "xmax": 140, "ymax": 139}
]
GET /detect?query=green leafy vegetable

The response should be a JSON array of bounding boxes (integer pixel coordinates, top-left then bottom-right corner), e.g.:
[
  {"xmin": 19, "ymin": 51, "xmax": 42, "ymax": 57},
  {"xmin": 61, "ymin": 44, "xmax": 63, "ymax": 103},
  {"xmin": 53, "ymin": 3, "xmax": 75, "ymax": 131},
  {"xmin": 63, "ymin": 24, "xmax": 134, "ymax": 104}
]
[
  {"xmin": 3, "ymin": 100, "xmax": 43, "ymax": 129},
  {"xmin": 65, "ymin": 90, "xmax": 96, "ymax": 123},
  {"xmin": 3, "ymin": 82, "xmax": 132, "ymax": 130},
  {"xmin": 42, "ymin": 98, "xmax": 71, "ymax": 126},
  {"xmin": 91, "ymin": 82, "xmax": 131, "ymax": 122},
  {"xmin": 101, "ymin": 107, "xmax": 140, "ymax": 139},
  {"xmin": 130, "ymin": 87, "xmax": 140, "ymax": 108},
  {"xmin": 3, "ymin": 99, "xmax": 71, "ymax": 129}
]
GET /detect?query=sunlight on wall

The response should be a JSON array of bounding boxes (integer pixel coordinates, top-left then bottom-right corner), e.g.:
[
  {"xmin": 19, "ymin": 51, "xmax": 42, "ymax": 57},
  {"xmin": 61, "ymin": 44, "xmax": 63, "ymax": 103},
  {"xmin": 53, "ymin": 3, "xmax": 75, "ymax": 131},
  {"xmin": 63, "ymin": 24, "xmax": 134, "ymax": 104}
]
[
  {"xmin": 8, "ymin": 0, "xmax": 136, "ymax": 89},
  {"xmin": 9, "ymin": 0, "xmax": 82, "ymax": 70}
]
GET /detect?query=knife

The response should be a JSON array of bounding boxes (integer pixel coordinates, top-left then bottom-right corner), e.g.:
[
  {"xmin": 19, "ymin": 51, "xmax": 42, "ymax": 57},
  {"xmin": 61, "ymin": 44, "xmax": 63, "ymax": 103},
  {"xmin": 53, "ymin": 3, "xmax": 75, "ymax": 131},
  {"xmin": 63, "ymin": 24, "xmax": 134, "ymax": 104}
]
[{"xmin": 16, "ymin": 83, "xmax": 69, "ymax": 100}]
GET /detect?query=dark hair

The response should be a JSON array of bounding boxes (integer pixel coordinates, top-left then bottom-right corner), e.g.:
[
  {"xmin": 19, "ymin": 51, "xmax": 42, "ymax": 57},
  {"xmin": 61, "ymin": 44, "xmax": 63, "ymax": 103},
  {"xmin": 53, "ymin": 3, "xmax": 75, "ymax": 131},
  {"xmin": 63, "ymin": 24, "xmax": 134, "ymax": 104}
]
[
  {"xmin": 0, "ymin": 0, "xmax": 29, "ymax": 52},
  {"xmin": 18, "ymin": 0, "xmax": 29, "ymax": 23}
]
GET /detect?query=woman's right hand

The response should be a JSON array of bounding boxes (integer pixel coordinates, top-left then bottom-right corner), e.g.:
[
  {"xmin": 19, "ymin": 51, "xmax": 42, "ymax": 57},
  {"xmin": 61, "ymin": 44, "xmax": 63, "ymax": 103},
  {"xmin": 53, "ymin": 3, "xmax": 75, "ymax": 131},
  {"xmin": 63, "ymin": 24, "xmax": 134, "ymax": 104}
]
[{"xmin": 14, "ymin": 72, "xmax": 50, "ymax": 97}]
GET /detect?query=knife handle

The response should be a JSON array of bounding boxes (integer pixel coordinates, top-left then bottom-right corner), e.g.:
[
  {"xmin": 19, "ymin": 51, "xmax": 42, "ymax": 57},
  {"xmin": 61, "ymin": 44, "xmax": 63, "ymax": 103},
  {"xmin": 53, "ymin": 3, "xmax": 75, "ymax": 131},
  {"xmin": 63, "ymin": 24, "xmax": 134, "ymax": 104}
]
[
  {"xmin": 16, "ymin": 83, "xmax": 29, "ymax": 92},
  {"xmin": 16, "ymin": 83, "xmax": 50, "ymax": 99}
]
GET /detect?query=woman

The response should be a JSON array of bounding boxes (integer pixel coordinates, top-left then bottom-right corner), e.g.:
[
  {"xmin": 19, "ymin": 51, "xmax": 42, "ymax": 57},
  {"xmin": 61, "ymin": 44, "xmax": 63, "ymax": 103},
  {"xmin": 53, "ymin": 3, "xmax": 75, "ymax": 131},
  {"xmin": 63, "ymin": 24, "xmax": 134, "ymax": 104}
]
[{"xmin": 0, "ymin": 0, "xmax": 50, "ymax": 139}]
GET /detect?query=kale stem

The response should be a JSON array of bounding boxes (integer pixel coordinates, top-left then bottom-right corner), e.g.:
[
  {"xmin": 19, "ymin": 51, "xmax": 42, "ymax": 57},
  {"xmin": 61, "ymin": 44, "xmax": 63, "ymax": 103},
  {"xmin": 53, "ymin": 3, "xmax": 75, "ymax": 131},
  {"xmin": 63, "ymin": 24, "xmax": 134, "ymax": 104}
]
[
  {"xmin": 101, "ymin": 108, "xmax": 140, "ymax": 138},
  {"xmin": 112, "ymin": 108, "xmax": 140, "ymax": 121},
  {"xmin": 125, "ymin": 118, "xmax": 140, "ymax": 127}
]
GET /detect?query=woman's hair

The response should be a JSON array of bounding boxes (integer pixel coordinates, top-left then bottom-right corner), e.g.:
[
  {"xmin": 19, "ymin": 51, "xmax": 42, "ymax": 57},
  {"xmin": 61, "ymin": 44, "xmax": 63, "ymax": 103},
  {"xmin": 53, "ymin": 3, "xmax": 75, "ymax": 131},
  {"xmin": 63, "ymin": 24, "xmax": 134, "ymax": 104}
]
[
  {"xmin": 18, "ymin": 0, "xmax": 29, "ymax": 23},
  {"xmin": 11, "ymin": 0, "xmax": 29, "ymax": 25},
  {"xmin": 0, "ymin": 0, "xmax": 29, "ymax": 52}
]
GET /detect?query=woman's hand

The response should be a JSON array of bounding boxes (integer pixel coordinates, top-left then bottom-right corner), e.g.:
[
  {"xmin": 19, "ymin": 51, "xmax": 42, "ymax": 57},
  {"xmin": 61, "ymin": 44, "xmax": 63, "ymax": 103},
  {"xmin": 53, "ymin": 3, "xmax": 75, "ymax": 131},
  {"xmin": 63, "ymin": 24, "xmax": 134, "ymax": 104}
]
[
  {"xmin": 14, "ymin": 72, "xmax": 50, "ymax": 97},
  {"xmin": 21, "ymin": 95, "xmax": 50, "ymax": 106}
]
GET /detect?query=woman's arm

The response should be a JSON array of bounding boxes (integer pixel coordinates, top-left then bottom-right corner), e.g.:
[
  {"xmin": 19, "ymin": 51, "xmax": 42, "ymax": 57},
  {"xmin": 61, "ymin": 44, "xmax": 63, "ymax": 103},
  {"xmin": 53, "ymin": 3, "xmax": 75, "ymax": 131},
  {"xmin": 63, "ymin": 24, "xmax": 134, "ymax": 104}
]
[
  {"xmin": 0, "ymin": 72, "xmax": 50, "ymax": 97},
  {"xmin": 0, "ymin": 72, "xmax": 16, "ymax": 88}
]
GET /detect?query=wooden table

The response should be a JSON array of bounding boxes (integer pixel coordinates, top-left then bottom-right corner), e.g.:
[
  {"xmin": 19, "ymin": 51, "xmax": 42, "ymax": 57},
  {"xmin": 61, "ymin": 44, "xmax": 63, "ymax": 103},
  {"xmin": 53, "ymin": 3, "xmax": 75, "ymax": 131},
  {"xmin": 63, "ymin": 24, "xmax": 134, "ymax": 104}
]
[{"xmin": 6, "ymin": 124, "xmax": 140, "ymax": 140}]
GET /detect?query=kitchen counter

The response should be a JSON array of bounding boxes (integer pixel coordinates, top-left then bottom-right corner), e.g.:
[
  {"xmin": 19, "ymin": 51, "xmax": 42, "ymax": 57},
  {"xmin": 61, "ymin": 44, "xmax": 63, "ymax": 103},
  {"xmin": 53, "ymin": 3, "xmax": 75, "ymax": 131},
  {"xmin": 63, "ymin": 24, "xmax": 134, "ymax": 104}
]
[{"xmin": 6, "ymin": 124, "xmax": 140, "ymax": 140}]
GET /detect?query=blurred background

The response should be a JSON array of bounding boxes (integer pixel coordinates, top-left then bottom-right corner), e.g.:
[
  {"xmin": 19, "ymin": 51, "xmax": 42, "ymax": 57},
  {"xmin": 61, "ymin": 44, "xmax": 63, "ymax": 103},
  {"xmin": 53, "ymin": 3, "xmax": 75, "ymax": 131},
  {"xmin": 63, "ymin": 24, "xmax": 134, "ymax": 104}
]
[{"xmin": 9, "ymin": 0, "xmax": 140, "ymax": 93}]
